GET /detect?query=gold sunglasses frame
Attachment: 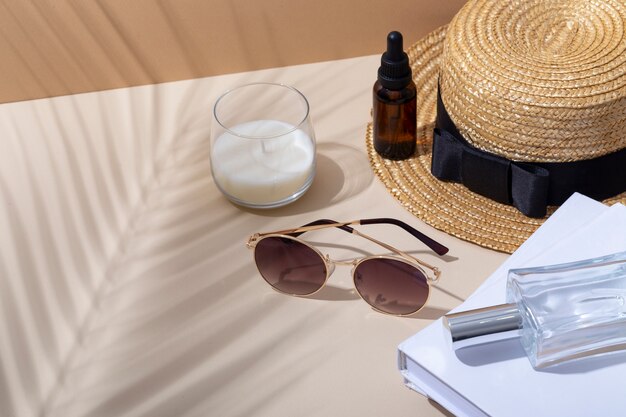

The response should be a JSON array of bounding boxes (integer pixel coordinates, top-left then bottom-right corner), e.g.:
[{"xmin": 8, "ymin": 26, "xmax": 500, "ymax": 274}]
[{"xmin": 247, "ymin": 219, "xmax": 444, "ymax": 316}]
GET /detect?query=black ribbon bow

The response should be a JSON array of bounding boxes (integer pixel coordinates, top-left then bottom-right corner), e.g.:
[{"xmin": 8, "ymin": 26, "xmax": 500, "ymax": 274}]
[{"xmin": 431, "ymin": 87, "xmax": 626, "ymax": 218}]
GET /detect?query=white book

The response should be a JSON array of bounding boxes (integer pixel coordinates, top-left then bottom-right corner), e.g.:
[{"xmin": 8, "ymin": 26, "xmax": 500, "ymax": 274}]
[{"xmin": 399, "ymin": 194, "xmax": 626, "ymax": 417}]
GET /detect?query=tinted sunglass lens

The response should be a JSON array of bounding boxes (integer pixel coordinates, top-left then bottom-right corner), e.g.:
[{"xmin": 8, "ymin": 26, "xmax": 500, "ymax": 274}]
[
  {"xmin": 353, "ymin": 258, "xmax": 429, "ymax": 315},
  {"xmin": 254, "ymin": 237, "xmax": 327, "ymax": 295}
]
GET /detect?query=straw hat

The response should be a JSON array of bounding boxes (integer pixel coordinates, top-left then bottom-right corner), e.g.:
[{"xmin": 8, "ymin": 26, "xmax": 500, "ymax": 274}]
[{"xmin": 366, "ymin": 0, "xmax": 626, "ymax": 253}]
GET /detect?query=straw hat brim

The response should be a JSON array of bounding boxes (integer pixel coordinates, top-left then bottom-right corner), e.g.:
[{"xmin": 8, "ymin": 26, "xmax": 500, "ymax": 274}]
[{"xmin": 366, "ymin": 25, "xmax": 626, "ymax": 254}]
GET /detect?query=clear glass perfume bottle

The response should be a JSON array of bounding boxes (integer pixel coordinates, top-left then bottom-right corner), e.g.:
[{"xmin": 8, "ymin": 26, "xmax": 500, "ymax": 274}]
[{"xmin": 444, "ymin": 251, "xmax": 626, "ymax": 369}]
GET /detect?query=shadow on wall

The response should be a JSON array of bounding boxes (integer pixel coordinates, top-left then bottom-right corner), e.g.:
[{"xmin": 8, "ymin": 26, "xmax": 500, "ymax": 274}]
[{"xmin": 0, "ymin": 0, "xmax": 467, "ymax": 103}]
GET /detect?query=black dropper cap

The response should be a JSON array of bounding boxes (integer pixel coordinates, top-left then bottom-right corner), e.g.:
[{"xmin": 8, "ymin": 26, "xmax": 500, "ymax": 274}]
[{"xmin": 377, "ymin": 31, "xmax": 412, "ymax": 90}]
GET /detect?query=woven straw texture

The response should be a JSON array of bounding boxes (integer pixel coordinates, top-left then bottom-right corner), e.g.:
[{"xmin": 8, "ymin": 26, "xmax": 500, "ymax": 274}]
[
  {"xmin": 366, "ymin": 10, "xmax": 626, "ymax": 253},
  {"xmin": 440, "ymin": 0, "xmax": 626, "ymax": 162}
]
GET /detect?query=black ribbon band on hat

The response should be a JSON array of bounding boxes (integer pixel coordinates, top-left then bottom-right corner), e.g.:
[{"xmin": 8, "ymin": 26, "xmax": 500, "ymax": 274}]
[{"xmin": 431, "ymin": 87, "xmax": 626, "ymax": 218}]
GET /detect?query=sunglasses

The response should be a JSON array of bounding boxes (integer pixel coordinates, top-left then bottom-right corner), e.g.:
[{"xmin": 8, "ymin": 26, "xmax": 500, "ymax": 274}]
[{"xmin": 246, "ymin": 218, "xmax": 448, "ymax": 316}]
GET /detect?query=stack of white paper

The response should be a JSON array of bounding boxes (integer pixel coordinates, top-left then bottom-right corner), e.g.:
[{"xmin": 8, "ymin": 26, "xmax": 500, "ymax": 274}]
[{"xmin": 399, "ymin": 193, "xmax": 626, "ymax": 417}]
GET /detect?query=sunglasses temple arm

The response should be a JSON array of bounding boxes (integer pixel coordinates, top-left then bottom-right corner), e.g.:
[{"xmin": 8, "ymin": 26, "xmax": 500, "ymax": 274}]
[
  {"xmin": 286, "ymin": 219, "xmax": 355, "ymax": 236},
  {"xmin": 252, "ymin": 219, "xmax": 356, "ymax": 240},
  {"xmin": 360, "ymin": 218, "xmax": 449, "ymax": 256},
  {"xmin": 352, "ymin": 229, "xmax": 441, "ymax": 282},
  {"xmin": 268, "ymin": 218, "xmax": 448, "ymax": 257}
]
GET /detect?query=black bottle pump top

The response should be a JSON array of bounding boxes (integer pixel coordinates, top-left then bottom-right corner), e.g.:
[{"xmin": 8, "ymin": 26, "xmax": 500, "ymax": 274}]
[{"xmin": 377, "ymin": 31, "xmax": 412, "ymax": 90}]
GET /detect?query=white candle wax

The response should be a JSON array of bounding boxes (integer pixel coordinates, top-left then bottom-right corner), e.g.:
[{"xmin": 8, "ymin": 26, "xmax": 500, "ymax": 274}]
[{"xmin": 211, "ymin": 120, "xmax": 315, "ymax": 205}]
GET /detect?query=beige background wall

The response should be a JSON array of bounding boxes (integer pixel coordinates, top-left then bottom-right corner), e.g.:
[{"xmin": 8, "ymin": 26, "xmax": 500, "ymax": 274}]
[{"xmin": 0, "ymin": 0, "xmax": 465, "ymax": 104}]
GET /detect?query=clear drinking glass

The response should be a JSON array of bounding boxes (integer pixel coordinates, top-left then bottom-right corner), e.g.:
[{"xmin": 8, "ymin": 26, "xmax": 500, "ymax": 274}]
[{"xmin": 210, "ymin": 83, "xmax": 316, "ymax": 208}]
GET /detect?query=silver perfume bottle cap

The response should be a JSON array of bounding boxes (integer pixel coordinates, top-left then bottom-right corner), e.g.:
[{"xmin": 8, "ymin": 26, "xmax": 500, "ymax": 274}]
[{"xmin": 443, "ymin": 304, "xmax": 523, "ymax": 350}]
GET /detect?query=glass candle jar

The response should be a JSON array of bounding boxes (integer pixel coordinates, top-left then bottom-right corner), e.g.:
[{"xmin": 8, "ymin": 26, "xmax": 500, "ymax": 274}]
[{"xmin": 210, "ymin": 83, "xmax": 316, "ymax": 208}]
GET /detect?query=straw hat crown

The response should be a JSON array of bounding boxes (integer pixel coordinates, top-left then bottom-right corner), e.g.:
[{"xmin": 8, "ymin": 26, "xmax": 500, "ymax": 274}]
[
  {"xmin": 366, "ymin": 0, "xmax": 626, "ymax": 253},
  {"xmin": 439, "ymin": 0, "xmax": 626, "ymax": 163}
]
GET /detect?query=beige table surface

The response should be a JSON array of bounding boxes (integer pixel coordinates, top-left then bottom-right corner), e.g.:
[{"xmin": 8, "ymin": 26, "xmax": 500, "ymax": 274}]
[{"xmin": 0, "ymin": 54, "xmax": 508, "ymax": 417}]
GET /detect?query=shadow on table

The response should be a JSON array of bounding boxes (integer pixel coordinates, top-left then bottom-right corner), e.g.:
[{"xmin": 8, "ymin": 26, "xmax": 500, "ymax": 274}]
[
  {"xmin": 428, "ymin": 398, "xmax": 456, "ymax": 417},
  {"xmin": 240, "ymin": 142, "xmax": 374, "ymax": 216},
  {"xmin": 308, "ymin": 285, "xmax": 361, "ymax": 301}
]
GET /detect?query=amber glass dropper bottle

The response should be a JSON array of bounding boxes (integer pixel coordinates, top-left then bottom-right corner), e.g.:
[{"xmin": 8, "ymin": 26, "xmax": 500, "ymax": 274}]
[{"xmin": 373, "ymin": 31, "xmax": 417, "ymax": 160}]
